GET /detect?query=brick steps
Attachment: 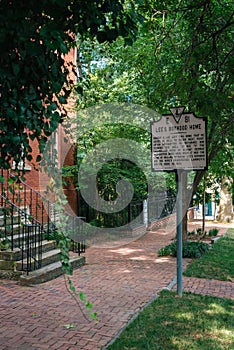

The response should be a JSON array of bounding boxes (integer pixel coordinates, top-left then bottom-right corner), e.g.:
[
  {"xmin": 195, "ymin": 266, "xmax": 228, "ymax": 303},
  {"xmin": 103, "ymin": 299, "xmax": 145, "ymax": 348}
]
[
  {"xmin": 0, "ymin": 240, "xmax": 85, "ymax": 284},
  {"xmin": 19, "ymin": 255, "xmax": 85, "ymax": 285},
  {"xmin": 16, "ymin": 247, "xmax": 61, "ymax": 271},
  {"xmin": 0, "ymin": 239, "xmax": 56, "ymax": 261},
  {"xmin": 0, "ymin": 205, "xmax": 85, "ymax": 284}
]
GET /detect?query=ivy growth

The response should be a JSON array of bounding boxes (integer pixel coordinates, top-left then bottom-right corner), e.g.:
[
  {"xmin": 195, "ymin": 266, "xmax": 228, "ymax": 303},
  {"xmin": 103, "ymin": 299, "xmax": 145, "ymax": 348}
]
[
  {"xmin": 41, "ymin": 134, "xmax": 98, "ymax": 320},
  {"xmin": 0, "ymin": 0, "xmax": 143, "ymax": 170}
]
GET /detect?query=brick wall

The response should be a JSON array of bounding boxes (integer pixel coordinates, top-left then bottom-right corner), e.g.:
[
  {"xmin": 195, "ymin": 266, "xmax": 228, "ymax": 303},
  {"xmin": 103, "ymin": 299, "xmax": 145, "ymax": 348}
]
[{"xmin": 1, "ymin": 48, "xmax": 79, "ymax": 217}]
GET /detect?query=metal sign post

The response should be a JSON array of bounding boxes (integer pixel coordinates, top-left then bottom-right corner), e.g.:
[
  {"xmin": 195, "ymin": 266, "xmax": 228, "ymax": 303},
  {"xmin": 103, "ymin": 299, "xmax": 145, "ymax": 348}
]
[
  {"xmin": 151, "ymin": 107, "xmax": 207, "ymax": 297},
  {"xmin": 176, "ymin": 169, "xmax": 183, "ymax": 297}
]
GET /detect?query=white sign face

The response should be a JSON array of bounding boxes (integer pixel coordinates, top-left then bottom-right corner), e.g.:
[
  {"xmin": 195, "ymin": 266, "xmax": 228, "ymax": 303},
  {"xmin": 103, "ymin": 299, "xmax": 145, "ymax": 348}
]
[{"xmin": 151, "ymin": 110, "xmax": 207, "ymax": 171}]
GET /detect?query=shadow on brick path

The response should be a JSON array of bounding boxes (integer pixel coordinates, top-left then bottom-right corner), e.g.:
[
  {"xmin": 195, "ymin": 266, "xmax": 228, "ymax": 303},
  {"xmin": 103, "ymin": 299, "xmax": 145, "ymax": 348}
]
[{"xmin": 0, "ymin": 220, "xmax": 233, "ymax": 350}]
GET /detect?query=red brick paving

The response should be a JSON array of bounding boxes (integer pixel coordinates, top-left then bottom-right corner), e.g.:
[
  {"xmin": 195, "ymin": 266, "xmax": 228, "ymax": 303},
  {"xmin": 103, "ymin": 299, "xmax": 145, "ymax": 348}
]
[
  {"xmin": 0, "ymin": 220, "xmax": 233, "ymax": 350},
  {"xmin": 178, "ymin": 276, "xmax": 234, "ymax": 299}
]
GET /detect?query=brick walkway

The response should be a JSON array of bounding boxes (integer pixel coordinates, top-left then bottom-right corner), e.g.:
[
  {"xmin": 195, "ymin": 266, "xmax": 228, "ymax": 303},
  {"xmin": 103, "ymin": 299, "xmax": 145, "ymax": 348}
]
[{"xmin": 0, "ymin": 220, "xmax": 233, "ymax": 350}]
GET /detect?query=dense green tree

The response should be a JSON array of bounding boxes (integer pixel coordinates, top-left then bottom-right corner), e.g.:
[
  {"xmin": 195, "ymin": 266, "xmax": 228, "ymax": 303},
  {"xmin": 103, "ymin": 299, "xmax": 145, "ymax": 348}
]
[
  {"xmin": 75, "ymin": 123, "xmax": 150, "ymax": 201},
  {"xmin": 75, "ymin": 0, "xmax": 234, "ymax": 197},
  {"xmin": 0, "ymin": 0, "xmax": 143, "ymax": 169}
]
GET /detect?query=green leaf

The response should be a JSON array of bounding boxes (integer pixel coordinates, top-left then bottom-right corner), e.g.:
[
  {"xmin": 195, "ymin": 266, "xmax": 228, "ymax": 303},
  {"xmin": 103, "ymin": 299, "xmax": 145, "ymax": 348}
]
[
  {"xmin": 58, "ymin": 95, "xmax": 67, "ymax": 104},
  {"xmin": 86, "ymin": 301, "xmax": 93, "ymax": 310},
  {"xmin": 27, "ymin": 154, "xmax": 32, "ymax": 161},
  {"xmin": 8, "ymin": 176, "xmax": 15, "ymax": 184},
  {"xmin": 12, "ymin": 63, "xmax": 20, "ymax": 76},
  {"xmin": 90, "ymin": 312, "xmax": 99, "ymax": 321},
  {"xmin": 68, "ymin": 278, "xmax": 77, "ymax": 295},
  {"xmin": 36, "ymin": 155, "xmax": 41, "ymax": 162},
  {"xmin": 79, "ymin": 291, "xmax": 87, "ymax": 302}
]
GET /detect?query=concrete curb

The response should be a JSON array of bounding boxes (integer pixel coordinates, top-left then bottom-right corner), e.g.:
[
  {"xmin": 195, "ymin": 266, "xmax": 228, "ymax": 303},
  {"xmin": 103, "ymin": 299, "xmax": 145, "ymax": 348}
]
[{"xmin": 102, "ymin": 277, "xmax": 177, "ymax": 350}]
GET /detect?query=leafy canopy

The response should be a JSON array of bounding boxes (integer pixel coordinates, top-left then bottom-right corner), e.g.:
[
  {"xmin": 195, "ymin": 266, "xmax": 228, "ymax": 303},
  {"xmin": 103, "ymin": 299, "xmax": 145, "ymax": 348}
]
[
  {"xmin": 74, "ymin": 0, "xmax": 234, "ymax": 193},
  {"xmin": 0, "ymin": 0, "xmax": 143, "ymax": 169}
]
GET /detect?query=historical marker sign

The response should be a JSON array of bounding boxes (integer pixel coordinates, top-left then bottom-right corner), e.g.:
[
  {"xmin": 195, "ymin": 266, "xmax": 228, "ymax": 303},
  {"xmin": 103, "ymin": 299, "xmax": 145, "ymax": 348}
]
[
  {"xmin": 151, "ymin": 107, "xmax": 207, "ymax": 171},
  {"xmin": 151, "ymin": 107, "xmax": 207, "ymax": 296}
]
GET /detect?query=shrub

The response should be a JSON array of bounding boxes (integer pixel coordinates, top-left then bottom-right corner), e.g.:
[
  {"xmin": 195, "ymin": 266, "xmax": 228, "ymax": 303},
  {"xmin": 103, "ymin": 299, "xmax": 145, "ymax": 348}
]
[
  {"xmin": 183, "ymin": 241, "xmax": 210, "ymax": 258},
  {"xmin": 208, "ymin": 228, "xmax": 219, "ymax": 236},
  {"xmin": 196, "ymin": 228, "xmax": 207, "ymax": 236},
  {"xmin": 158, "ymin": 240, "xmax": 210, "ymax": 259},
  {"xmin": 158, "ymin": 241, "xmax": 177, "ymax": 257},
  {"xmin": 89, "ymin": 219, "xmax": 103, "ymax": 227},
  {"xmin": 187, "ymin": 230, "xmax": 195, "ymax": 236}
]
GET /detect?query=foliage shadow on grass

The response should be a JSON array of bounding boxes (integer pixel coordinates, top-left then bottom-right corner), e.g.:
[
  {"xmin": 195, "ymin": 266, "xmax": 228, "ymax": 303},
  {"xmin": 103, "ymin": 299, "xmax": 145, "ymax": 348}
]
[
  {"xmin": 107, "ymin": 290, "xmax": 234, "ymax": 350},
  {"xmin": 184, "ymin": 232, "xmax": 234, "ymax": 281}
]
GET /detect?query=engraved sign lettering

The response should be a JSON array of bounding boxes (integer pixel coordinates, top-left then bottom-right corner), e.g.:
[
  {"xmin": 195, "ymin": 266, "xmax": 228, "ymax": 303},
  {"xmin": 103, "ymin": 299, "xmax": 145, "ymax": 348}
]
[{"xmin": 151, "ymin": 111, "xmax": 207, "ymax": 171}]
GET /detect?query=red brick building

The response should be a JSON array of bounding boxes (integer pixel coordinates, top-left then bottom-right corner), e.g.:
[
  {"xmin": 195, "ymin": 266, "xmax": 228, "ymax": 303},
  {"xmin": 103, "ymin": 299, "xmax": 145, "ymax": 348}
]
[{"xmin": 1, "ymin": 48, "xmax": 79, "ymax": 219}]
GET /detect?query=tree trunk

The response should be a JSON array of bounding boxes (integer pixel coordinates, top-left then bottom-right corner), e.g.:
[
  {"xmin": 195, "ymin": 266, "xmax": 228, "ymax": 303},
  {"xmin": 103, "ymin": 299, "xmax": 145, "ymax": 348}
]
[{"xmin": 217, "ymin": 176, "xmax": 233, "ymax": 222}]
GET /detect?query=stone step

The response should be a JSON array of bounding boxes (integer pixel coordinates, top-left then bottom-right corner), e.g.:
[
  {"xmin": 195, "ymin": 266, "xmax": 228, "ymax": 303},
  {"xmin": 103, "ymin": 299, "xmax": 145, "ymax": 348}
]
[
  {"xmin": 0, "ymin": 214, "xmax": 22, "ymax": 226},
  {"xmin": 0, "ymin": 205, "xmax": 30, "ymax": 222},
  {"xmin": 0, "ymin": 224, "xmax": 22, "ymax": 235},
  {"xmin": 19, "ymin": 256, "xmax": 85, "ymax": 285},
  {"xmin": 17, "ymin": 248, "xmax": 61, "ymax": 271},
  {"xmin": 0, "ymin": 240, "xmax": 58, "ymax": 271},
  {"xmin": 0, "ymin": 239, "xmax": 57, "ymax": 261},
  {"xmin": 0, "ymin": 223, "xmax": 38, "ymax": 236},
  {"xmin": 0, "ymin": 229, "xmax": 43, "ymax": 250}
]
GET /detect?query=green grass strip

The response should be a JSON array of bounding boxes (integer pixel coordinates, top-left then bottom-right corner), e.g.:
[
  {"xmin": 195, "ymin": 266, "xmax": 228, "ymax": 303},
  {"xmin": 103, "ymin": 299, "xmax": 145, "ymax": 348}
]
[
  {"xmin": 107, "ymin": 290, "xmax": 234, "ymax": 350},
  {"xmin": 184, "ymin": 228, "xmax": 234, "ymax": 281}
]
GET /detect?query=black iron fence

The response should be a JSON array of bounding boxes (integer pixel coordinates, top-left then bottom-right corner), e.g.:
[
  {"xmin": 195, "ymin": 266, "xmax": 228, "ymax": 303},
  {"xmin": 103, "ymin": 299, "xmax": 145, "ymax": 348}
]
[
  {"xmin": 148, "ymin": 194, "xmax": 176, "ymax": 223},
  {"xmin": 78, "ymin": 193, "xmax": 176, "ymax": 229},
  {"xmin": 78, "ymin": 196, "xmax": 143, "ymax": 228}
]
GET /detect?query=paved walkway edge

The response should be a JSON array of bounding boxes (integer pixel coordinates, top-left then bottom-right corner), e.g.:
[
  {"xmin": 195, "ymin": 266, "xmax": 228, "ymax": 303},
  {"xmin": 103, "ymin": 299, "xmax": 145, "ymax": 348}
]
[{"xmin": 102, "ymin": 277, "xmax": 177, "ymax": 350}]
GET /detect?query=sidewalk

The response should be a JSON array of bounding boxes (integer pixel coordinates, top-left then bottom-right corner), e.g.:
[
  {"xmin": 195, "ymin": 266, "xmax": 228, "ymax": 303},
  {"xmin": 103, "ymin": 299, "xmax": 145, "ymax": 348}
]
[{"xmin": 0, "ymin": 220, "xmax": 233, "ymax": 350}]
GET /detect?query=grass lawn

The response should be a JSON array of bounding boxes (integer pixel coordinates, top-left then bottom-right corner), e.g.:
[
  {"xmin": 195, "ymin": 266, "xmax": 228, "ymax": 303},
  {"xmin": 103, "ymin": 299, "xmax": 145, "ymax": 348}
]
[
  {"xmin": 106, "ymin": 228, "xmax": 234, "ymax": 350},
  {"xmin": 107, "ymin": 290, "xmax": 234, "ymax": 350},
  {"xmin": 183, "ymin": 228, "xmax": 234, "ymax": 281}
]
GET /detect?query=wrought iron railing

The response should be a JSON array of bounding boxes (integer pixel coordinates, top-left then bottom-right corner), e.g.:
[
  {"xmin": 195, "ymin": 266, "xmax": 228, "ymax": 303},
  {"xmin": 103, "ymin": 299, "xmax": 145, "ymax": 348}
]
[
  {"xmin": 0, "ymin": 193, "xmax": 42, "ymax": 274},
  {"xmin": 0, "ymin": 170, "xmax": 85, "ymax": 256}
]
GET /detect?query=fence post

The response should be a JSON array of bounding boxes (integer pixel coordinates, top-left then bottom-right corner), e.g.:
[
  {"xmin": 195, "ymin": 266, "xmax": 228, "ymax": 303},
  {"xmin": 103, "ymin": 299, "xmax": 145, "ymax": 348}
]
[
  {"xmin": 128, "ymin": 203, "xmax": 131, "ymax": 224},
  {"xmin": 143, "ymin": 199, "xmax": 148, "ymax": 230}
]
